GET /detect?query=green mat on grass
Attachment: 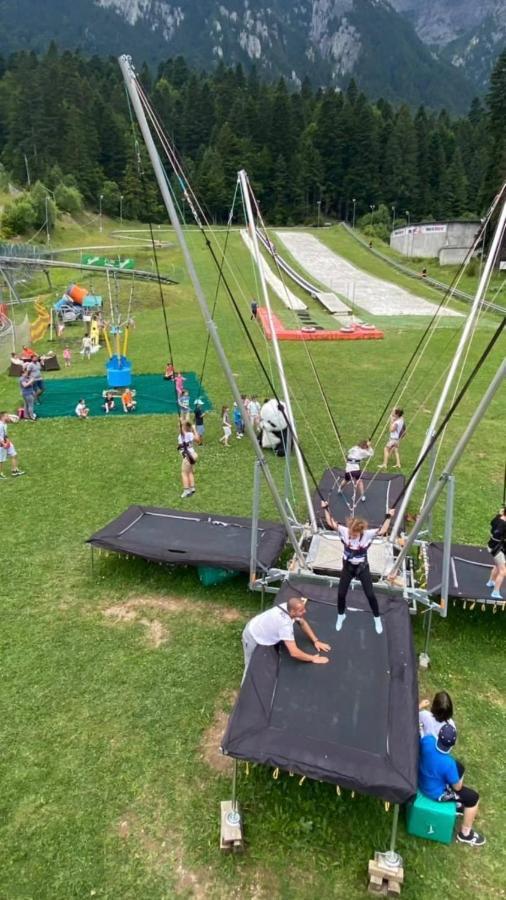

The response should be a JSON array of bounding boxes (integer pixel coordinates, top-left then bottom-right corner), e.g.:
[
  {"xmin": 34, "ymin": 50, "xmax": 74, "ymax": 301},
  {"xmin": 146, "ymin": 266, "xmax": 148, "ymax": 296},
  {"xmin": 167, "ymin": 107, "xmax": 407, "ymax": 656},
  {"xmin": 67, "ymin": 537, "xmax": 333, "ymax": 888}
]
[{"xmin": 35, "ymin": 373, "xmax": 211, "ymax": 419}]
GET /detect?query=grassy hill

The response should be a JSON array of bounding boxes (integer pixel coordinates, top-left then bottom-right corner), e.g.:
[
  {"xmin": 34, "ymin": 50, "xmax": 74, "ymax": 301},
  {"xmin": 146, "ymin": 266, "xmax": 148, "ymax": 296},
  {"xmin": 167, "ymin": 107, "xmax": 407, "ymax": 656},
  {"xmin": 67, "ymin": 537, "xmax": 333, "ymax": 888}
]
[{"xmin": 0, "ymin": 216, "xmax": 504, "ymax": 899}]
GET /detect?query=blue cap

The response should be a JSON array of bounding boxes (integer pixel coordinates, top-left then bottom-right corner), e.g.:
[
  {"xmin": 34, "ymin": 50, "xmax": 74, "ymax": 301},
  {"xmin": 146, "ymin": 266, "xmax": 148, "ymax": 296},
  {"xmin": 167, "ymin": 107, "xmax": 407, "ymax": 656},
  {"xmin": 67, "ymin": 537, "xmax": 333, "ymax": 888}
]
[{"xmin": 436, "ymin": 722, "xmax": 457, "ymax": 753}]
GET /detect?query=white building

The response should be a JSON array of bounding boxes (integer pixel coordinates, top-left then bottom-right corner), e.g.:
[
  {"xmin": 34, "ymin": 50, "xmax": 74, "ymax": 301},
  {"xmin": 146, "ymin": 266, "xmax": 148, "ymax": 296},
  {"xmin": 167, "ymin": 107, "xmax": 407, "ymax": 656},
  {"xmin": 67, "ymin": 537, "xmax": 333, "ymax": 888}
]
[{"xmin": 390, "ymin": 221, "xmax": 481, "ymax": 264}]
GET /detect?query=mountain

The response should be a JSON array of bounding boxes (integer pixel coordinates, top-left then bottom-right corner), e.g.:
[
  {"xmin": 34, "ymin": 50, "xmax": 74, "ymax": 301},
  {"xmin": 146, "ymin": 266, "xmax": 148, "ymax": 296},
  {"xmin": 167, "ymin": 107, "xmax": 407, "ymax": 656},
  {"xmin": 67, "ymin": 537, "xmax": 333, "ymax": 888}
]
[
  {"xmin": 0, "ymin": 0, "xmax": 482, "ymax": 111},
  {"xmin": 389, "ymin": 0, "xmax": 506, "ymax": 91}
]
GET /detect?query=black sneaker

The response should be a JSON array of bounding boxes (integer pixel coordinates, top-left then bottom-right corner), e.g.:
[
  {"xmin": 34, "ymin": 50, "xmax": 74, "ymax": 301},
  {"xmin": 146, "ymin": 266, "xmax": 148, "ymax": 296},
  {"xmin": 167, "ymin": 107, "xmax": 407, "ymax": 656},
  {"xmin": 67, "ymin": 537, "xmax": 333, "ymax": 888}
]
[
  {"xmin": 457, "ymin": 829, "xmax": 486, "ymax": 846},
  {"xmin": 12, "ymin": 469, "xmax": 25, "ymax": 477}
]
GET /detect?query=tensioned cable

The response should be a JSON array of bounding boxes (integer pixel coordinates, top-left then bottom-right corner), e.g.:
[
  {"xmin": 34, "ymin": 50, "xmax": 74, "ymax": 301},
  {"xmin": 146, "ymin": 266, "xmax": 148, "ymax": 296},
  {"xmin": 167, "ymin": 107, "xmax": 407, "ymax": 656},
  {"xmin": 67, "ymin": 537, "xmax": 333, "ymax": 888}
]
[
  {"xmin": 199, "ymin": 183, "xmax": 238, "ymax": 386},
  {"xmin": 251, "ymin": 202, "xmax": 347, "ymax": 462},
  {"xmin": 124, "ymin": 86, "xmax": 184, "ymax": 431},
  {"xmin": 368, "ymin": 184, "xmax": 505, "ymax": 443},
  {"xmin": 134, "ymin": 79, "xmax": 329, "ymax": 499},
  {"xmin": 390, "ymin": 317, "xmax": 505, "ymax": 513}
]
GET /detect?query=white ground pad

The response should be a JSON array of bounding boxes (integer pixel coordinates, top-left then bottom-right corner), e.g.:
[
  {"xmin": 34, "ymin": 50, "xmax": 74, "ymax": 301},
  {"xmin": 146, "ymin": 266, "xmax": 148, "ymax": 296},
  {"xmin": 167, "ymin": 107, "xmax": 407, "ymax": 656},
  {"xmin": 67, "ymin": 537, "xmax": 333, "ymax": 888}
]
[
  {"xmin": 241, "ymin": 230, "xmax": 307, "ymax": 311},
  {"xmin": 276, "ymin": 232, "xmax": 462, "ymax": 317}
]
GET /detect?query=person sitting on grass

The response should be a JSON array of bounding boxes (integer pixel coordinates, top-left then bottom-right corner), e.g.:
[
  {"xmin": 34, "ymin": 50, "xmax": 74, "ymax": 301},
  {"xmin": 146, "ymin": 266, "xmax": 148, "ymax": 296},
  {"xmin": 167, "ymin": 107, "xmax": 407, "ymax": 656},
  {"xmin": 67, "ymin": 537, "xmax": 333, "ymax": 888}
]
[
  {"xmin": 121, "ymin": 388, "xmax": 136, "ymax": 413},
  {"xmin": 418, "ymin": 722, "xmax": 485, "ymax": 847},
  {"xmin": 419, "ymin": 691, "xmax": 456, "ymax": 739},
  {"xmin": 241, "ymin": 596, "xmax": 331, "ymax": 676},
  {"xmin": 75, "ymin": 399, "xmax": 90, "ymax": 419},
  {"xmin": 0, "ymin": 412, "xmax": 25, "ymax": 478},
  {"xmin": 102, "ymin": 392, "xmax": 115, "ymax": 414}
]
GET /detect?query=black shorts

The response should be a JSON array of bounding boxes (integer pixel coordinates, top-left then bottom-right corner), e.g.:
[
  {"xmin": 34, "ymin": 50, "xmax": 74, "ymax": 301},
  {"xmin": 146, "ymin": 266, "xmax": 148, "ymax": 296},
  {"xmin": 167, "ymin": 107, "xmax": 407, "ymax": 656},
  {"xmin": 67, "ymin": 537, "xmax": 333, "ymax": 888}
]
[
  {"xmin": 439, "ymin": 760, "xmax": 479, "ymax": 808},
  {"xmin": 440, "ymin": 786, "xmax": 479, "ymax": 808},
  {"xmin": 345, "ymin": 470, "xmax": 361, "ymax": 482}
]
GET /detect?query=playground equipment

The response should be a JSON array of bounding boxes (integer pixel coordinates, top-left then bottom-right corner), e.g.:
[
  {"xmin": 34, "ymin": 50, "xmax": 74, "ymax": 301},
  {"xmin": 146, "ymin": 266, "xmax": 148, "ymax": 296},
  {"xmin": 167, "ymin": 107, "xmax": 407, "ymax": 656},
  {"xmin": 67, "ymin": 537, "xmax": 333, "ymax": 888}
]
[{"xmin": 103, "ymin": 269, "xmax": 135, "ymax": 388}]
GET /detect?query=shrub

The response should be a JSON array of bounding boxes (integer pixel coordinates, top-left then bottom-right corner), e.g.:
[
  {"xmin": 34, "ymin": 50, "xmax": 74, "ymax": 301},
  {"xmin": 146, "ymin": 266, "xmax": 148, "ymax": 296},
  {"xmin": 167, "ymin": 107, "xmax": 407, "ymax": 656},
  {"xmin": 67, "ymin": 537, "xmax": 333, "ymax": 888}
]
[{"xmin": 1, "ymin": 197, "xmax": 37, "ymax": 236}]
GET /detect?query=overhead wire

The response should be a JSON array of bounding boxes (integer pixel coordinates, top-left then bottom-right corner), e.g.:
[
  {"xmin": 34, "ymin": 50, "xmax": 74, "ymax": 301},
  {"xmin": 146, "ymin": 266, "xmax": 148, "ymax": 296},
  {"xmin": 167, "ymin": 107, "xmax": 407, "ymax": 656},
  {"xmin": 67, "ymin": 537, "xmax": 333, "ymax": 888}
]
[{"xmin": 133, "ymin": 75, "xmax": 330, "ymax": 502}]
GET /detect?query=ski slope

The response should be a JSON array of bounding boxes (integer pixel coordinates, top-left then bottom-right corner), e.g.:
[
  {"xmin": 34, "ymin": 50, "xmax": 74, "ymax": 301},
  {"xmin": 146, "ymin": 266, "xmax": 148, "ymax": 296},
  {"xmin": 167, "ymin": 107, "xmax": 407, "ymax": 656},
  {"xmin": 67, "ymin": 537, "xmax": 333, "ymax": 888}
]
[{"xmin": 275, "ymin": 232, "xmax": 462, "ymax": 317}]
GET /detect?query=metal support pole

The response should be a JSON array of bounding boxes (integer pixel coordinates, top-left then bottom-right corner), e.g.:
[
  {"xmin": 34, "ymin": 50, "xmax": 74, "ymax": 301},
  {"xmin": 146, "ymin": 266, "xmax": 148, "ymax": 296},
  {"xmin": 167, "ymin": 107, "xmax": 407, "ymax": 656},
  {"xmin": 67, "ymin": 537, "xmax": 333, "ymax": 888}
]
[
  {"xmin": 384, "ymin": 804, "xmax": 402, "ymax": 867},
  {"xmin": 226, "ymin": 759, "xmax": 241, "ymax": 826},
  {"xmin": 119, "ymin": 56, "xmax": 307, "ymax": 567},
  {"xmin": 391, "ymin": 196, "xmax": 506, "ymax": 543},
  {"xmin": 249, "ymin": 460, "xmax": 261, "ymax": 586},
  {"xmin": 419, "ymin": 607, "xmax": 433, "ymax": 669},
  {"xmin": 440, "ymin": 474, "xmax": 455, "ymax": 619},
  {"xmin": 284, "ymin": 427, "xmax": 292, "ymax": 509},
  {"xmin": 425, "ymin": 440, "xmax": 438, "ymax": 539},
  {"xmin": 391, "ymin": 361, "xmax": 505, "ymax": 575},
  {"xmin": 238, "ymin": 169, "xmax": 318, "ymax": 533}
]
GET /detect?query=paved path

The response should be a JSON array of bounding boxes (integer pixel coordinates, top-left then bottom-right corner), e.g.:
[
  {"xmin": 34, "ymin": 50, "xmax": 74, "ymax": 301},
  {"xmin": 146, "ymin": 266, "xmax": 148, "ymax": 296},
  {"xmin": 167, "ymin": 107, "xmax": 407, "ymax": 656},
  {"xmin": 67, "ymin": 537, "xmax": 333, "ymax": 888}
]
[
  {"xmin": 276, "ymin": 232, "xmax": 462, "ymax": 317},
  {"xmin": 241, "ymin": 230, "xmax": 307, "ymax": 311}
]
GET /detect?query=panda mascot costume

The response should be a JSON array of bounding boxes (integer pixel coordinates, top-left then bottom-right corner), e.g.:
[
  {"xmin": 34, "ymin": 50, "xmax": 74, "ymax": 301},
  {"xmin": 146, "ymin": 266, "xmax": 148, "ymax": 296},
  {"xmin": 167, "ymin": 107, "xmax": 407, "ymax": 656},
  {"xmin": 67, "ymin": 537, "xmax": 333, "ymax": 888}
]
[{"xmin": 259, "ymin": 399, "xmax": 289, "ymax": 456}]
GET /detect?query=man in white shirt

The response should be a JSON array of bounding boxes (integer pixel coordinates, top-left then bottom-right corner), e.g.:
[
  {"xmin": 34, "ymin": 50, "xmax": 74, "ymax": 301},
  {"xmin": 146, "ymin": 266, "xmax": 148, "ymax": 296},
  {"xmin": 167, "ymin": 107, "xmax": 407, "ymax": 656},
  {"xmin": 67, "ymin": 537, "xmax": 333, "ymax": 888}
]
[{"xmin": 242, "ymin": 596, "xmax": 331, "ymax": 673}]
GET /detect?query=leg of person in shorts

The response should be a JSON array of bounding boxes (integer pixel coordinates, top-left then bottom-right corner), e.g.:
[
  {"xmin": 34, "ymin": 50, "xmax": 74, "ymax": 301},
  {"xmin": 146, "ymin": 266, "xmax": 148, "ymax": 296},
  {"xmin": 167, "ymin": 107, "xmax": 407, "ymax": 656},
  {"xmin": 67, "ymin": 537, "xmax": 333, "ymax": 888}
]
[
  {"xmin": 241, "ymin": 624, "xmax": 259, "ymax": 680},
  {"xmin": 0, "ymin": 443, "xmax": 25, "ymax": 478},
  {"xmin": 488, "ymin": 550, "xmax": 505, "ymax": 599},
  {"xmin": 439, "ymin": 761, "xmax": 485, "ymax": 846}
]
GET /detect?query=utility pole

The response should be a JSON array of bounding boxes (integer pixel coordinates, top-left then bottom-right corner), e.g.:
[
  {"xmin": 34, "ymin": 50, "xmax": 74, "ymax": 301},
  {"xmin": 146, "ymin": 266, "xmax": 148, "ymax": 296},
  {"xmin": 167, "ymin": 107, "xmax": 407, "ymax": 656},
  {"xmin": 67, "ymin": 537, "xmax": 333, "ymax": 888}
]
[{"xmin": 352, "ymin": 198, "xmax": 357, "ymax": 229}]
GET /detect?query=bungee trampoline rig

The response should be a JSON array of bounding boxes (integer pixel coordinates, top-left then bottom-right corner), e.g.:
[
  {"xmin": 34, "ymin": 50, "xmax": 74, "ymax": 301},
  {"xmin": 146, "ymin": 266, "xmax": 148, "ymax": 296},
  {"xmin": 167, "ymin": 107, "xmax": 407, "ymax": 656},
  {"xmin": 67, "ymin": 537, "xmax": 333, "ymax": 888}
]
[{"xmin": 106, "ymin": 56, "xmax": 506, "ymax": 889}]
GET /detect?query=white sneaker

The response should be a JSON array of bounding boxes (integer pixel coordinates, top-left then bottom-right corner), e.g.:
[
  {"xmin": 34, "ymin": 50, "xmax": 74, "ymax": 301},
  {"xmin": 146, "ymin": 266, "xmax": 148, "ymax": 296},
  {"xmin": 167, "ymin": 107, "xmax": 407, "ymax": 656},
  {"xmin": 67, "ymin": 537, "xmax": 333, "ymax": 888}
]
[
  {"xmin": 335, "ymin": 613, "xmax": 346, "ymax": 632},
  {"xmin": 181, "ymin": 489, "xmax": 191, "ymax": 498},
  {"xmin": 374, "ymin": 616, "xmax": 383, "ymax": 635},
  {"xmin": 361, "ymin": 495, "xmax": 366, "ymax": 502}
]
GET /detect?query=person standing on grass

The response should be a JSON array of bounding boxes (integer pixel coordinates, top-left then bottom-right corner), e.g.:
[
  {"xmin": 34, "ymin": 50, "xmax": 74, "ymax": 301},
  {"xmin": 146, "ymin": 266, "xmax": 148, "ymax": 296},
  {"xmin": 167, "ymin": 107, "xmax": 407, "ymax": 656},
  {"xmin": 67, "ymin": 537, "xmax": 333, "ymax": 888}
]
[
  {"xmin": 178, "ymin": 389, "xmax": 191, "ymax": 424},
  {"xmin": 233, "ymin": 401, "xmax": 244, "ymax": 439},
  {"xmin": 379, "ymin": 408, "xmax": 405, "ymax": 470},
  {"xmin": 178, "ymin": 421, "xmax": 200, "ymax": 498},
  {"xmin": 418, "ymin": 723, "xmax": 486, "ymax": 847},
  {"xmin": 419, "ymin": 691, "xmax": 456, "ymax": 740},
  {"xmin": 81, "ymin": 334, "xmax": 92, "ymax": 360},
  {"xmin": 194, "ymin": 399, "xmax": 205, "ymax": 442},
  {"xmin": 242, "ymin": 596, "xmax": 330, "ymax": 675},
  {"xmin": 336, "ymin": 440, "xmax": 374, "ymax": 503},
  {"xmin": 31, "ymin": 356, "xmax": 44, "ymax": 402},
  {"xmin": 321, "ymin": 502, "xmax": 395, "ymax": 634},
  {"xmin": 486, "ymin": 507, "xmax": 506, "ymax": 600},
  {"xmin": 63, "ymin": 346, "xmax": 72, "ymax": 368},
  {"xmin": 248, "ymin": 395, "xmax": 261, "ymax": 432},
  {"xmin": 175, "ymin": 371, "xmax": 185, "ymax": 396},
  {"xmin": 0, "ymin": 412, "xmax": 25, "ymax": 479},
  {"xmin": 19, "ymin": 369, "xmax": 36, "ymax": 421},
  {"xmin": 220, "ymin": 405, "xmax": 232, "ymax": 447},
  {"xmin": 250, "ymin": 299, "xmax": 258, "ymax": 320}
]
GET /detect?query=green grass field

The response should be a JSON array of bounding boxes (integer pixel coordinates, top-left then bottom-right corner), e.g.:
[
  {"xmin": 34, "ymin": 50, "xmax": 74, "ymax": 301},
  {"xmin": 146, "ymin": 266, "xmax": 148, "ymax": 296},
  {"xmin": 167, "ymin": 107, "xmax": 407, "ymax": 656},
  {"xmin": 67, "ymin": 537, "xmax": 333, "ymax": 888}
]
[{"xmin": 0, "ymin": 216, "xmax": 505, "ymax": 899}]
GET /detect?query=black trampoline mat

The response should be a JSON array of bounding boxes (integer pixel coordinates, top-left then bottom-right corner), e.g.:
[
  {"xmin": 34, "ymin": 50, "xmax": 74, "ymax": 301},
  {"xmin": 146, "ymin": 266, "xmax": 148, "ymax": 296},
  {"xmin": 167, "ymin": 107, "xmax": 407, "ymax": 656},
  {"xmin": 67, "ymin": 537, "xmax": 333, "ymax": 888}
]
[
  {"xmin": 271, "ymin": 602, "xmax": 389, "ymax": 754},
  {"xmin": 426, "ymin": 542, "xmax": 494, "ymax": 600},
  {"xmin": 87, "ymin": 505, "xmax": 286, "ymax": 571},
  {"xmin": 313, "ymin": 469, "xmax": 405, "ymax": 529},
  {"xmin": 222, "ymin": 579, "xmax": 418, "ymax": 802},
  {"xmin": 127, "ymin": 512, "xmax": 261, "ymax": 554}
]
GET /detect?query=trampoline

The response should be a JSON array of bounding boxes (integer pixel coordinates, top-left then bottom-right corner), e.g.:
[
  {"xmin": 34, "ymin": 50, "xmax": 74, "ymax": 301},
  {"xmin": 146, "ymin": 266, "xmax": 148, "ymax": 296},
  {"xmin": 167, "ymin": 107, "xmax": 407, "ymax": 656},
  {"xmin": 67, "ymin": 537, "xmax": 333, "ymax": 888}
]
[
  {"xmin": 222, "ymin": 579, "xmax": 418, "ymax": 803},
  {"xmin": 313, "ymin": 469, "xmax": 405, "ymax": 529},
  {"xmin": 424, "ymin": 541, "xmax": 502, "ymax": 604},
  {"xmin": 87, "ymin": 506, "xmax": 287, "ymax": 573}
]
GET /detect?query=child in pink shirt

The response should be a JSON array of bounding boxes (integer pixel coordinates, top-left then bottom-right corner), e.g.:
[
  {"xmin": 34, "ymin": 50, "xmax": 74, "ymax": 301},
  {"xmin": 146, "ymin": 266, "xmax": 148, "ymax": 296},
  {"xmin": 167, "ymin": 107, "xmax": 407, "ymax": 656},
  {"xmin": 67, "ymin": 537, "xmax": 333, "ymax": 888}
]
[
  {"xmin": 175, "ymin": 372, "xmax": 185, "ymax": 396},
  {"xmin": 63, "ymin": 347, "xmax": 72, "ymax": 368}
]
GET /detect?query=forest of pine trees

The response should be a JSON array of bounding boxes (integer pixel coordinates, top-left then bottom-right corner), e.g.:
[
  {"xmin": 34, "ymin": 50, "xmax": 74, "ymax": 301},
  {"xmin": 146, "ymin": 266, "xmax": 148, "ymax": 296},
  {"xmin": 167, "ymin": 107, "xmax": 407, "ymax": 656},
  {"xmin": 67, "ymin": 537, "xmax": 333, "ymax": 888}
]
[{"xmin": 0, "ymin": 44, "xmax": 504, "ymax": 231}]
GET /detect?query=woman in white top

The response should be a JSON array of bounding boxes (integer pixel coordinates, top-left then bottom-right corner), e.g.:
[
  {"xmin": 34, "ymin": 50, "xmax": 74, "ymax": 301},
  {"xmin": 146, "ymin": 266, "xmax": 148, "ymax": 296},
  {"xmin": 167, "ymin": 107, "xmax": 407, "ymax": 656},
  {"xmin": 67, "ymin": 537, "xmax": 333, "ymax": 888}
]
[
  {"xmin": 419, "ymin": 691, "xmax": 456, "ymax": 740},
  {"xmin": 379, "ymin": 408, "xmax": 405, "ymax": 469},
  {"xmin": 178, "ymin": 421, "xmax": 200, "ymax": 498},
  {"xmin": 337, "ymin": 440, "xmax": 374, "ymax": 503},
  {"xmin": 321, "ymin": 502, "xmax": 395, "ymax": 634}
]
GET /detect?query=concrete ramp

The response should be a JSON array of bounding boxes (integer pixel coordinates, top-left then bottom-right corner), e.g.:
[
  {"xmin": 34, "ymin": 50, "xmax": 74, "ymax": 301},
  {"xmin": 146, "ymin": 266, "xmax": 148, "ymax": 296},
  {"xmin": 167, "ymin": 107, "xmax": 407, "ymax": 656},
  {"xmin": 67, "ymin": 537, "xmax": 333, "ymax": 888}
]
[
  {"xmin": 315, "ymin": 292, "xmax": 351, "ymax": 315},
  {"xmin": 276, "ymin": 232, "xmax": 462, "ymax": 317}
]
